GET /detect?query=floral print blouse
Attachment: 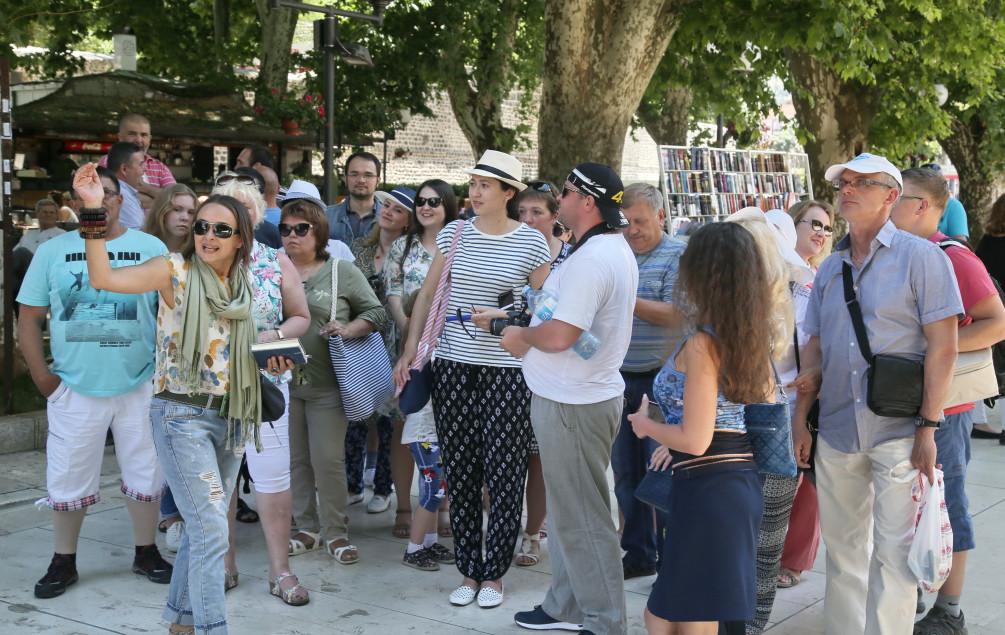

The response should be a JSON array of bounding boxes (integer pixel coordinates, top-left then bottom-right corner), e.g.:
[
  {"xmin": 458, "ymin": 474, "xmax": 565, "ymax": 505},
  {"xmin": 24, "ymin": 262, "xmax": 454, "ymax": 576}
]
[
  {"xmin": 155, "ymin": 254, "xmax": 231, "ymax": 396},
  {"xmin": 250, "ymin": 242, "xmax": 287, "ymax": 385},
  {"xmin": 384, "ymin": 235, "xmax": 434, "ymax": 300}
]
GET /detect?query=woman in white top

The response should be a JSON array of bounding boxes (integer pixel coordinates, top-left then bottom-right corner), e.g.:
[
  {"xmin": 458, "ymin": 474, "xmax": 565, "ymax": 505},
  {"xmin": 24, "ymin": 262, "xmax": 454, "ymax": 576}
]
[{"xmin": 394, "ymin": 151, "xmax": 550, "ymax": 608}]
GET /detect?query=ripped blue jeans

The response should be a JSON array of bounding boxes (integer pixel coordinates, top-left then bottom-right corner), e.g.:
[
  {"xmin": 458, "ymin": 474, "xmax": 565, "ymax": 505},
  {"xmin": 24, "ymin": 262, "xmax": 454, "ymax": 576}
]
[{"xmin": 150, "ymin": 397, "xmax": 244, "ymax": 634}]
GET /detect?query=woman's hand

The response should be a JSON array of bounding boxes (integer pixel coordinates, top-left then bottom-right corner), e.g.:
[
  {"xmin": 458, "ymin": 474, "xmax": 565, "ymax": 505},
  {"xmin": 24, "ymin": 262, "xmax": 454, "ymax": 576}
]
[
  {"xmin": 471, "ymin": 306, "xmax": 509, "ymax": 332},
  {"xmin": 265, "ymin": 355, "xmax": 295, "ymax": 376},
  {"xmin": 320, "ymin": 319, "xmax": 347, "ymax": 338},
  {"xmin": 257, "ymin": 329, "xmax": 279, "ymax": 344},
  {"xmin": 627, "ymin": 394, "xmax": 655, "ymax": 439},
  {"xmin": 500, "ymin": 326, "xmax": 531, "ymax": 358},
  {"xmin": 649, "ymin": 445, "xmax": 672, "ymax": 472},
  {"xmin": 73, "ymin": 163, "xmax": 105, "ymax": 208},
  {"xmin": 394, "ymin": 350, "xmax": 416, "ymax": 391}
]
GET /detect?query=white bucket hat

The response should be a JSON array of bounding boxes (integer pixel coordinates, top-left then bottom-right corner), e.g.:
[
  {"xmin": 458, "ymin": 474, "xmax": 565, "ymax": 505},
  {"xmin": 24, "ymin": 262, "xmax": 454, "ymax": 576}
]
[
  {"xmin": 728, "ymin": 207, "xmax": 814, "ymax": 285},
  {"xmin": 465, "ymin": 150, "xmax": 527, "ymax": 191}
]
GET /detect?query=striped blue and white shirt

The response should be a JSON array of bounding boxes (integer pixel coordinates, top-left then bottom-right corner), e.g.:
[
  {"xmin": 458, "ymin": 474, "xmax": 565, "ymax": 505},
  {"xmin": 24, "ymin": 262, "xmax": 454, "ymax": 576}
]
[{"xmin": 621, "ymin": 234, "xmax": 686, "ymax": 373}]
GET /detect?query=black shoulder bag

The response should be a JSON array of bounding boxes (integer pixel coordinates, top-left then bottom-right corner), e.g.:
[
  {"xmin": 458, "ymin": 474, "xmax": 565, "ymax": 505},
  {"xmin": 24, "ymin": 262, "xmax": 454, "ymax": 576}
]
[{"xmin": 842, "ymin": 262, "xmax": 924, "ymax": 417}]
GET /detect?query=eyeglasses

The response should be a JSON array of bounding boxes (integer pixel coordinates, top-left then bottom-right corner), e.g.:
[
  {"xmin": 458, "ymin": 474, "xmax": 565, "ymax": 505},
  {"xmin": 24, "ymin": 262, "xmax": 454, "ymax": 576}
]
[
  {"xmin": 562, "ymin": 184, "xmax": 587, "ymax": 200},
  {"xmin": 192, "ymin": 219, "xmax": 238, "ymax": 238},
  {"xmin": 215, "ymin": 173, "xmax": 258, "ymax": 187},
  {"xmin": 415, "ymin": 196, "xmax": 442, "ymax": 208},
  {"xmin": 347, "ymin": 171, "xmax": 379, "ymax": 180},
  {"xmin": 799, "ymin": 219, "xmax": 834, "ymax": 236},
  {"xmin": 102, "ymin": 188, "xmax": 119, "ymax": 200},
  {"xmin": 830, "ymin": 177, "xmax": 894, "ymax": 192},
  {"xmin": 278, "ymin": 222, "xmax": 312, "ymax": 237},
  {"xmin": 900, "ymin": 195, "xmax": 925, "ymax": 202}
]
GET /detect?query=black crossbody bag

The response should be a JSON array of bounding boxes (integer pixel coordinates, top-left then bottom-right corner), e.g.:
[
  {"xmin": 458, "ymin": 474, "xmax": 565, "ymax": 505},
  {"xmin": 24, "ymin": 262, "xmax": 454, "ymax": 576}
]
[{"xmin": 842, "ymin": 262, "xmax": 924, "ymax": 417}]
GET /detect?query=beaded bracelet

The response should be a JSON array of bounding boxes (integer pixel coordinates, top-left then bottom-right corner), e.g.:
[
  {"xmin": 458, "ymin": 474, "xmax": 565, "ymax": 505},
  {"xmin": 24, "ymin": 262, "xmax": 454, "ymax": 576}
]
[{"xmin": 78, "ymin": 206, "xmax": 108, "ymax": 239}]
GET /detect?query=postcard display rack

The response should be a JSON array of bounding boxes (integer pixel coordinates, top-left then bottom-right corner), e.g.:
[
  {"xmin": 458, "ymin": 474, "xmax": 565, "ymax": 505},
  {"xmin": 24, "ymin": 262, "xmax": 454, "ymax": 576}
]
[{"xmin": 658, "ymin": 146, "xmax": 813, "ymax": 232}]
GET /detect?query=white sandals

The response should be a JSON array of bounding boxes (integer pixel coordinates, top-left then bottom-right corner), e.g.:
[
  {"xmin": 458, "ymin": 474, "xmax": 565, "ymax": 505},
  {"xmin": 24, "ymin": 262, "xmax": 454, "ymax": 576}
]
[
  {"xmin": 325, "ymin": 538, "xmax": 359, "ymax": 564},
  {"xmin": 514, "ymin": 531, "xmax": 542, "ymax": 567},
  {"xmin": 287, "ymin": 530, "xmax": 321, "ymax": 557}
]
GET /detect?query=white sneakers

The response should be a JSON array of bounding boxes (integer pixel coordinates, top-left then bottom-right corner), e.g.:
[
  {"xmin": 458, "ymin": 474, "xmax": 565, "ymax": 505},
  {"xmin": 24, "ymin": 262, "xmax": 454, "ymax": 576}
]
[
  {"xmin": 165, "ymin": 521, "xmax": 184, "ymax": 553},
  {"xmin": 449, "ymin": 585, "xmax": 478, "ymax": 606},
  {"xmin": 347, "ymin": 492, "xmax": 365, "ymax": 506},
  {"xmin": 367, "ymin": 494, "xmax": 391, "ymax": 514},
  {"xmin": 477, "ymin": 583, "xmax": 504, "ymax": 608},
  {"xmin": 448, "ymin": 583, "xmax": 505, "ymax": 608}
]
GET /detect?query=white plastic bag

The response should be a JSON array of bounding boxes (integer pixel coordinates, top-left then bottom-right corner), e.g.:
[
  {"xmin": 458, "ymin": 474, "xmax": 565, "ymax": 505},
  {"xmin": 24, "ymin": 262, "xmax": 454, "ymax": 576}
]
[{"xmin": 907, "ymin": 468, "xmax": 954, "ymax": 593}]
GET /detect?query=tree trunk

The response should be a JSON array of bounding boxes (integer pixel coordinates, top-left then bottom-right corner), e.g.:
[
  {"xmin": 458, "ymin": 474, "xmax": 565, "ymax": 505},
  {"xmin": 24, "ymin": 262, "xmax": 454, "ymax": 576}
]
[
  {"xmin": 639, "ymin": 84, "xmax": 693, "ymax": 146},
  {"xmin": 940, "ymin": 111, "xmax": 993, "ymax": 241},
  {"xmin": 213, "ymin": 0, "xmax": 230, "ymax": 76},
  {"xmin": 785, "ymin": 50, "xmax": 879, "ymax": 202},
  {"xmin": 538, "ymin": 0, "xmax": 687, "ymax": 185},
  {"xmin": 255, "ymin": 0, "xmax": 298, "ymax": 103},
  {"xmin": 443, "ymin": 0, "xmax": 523, "ymax": 159}
]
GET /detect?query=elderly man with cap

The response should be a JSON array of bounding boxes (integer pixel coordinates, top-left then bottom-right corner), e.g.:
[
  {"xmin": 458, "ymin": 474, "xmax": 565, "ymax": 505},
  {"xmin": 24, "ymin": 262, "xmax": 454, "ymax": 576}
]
[
  {"xmin": 790, "ymin": 153, "xmax": 961, "ymax": 634},
  {"xmin": 507, "ymin": 163, "xmax": 638, "ymax": 635}
]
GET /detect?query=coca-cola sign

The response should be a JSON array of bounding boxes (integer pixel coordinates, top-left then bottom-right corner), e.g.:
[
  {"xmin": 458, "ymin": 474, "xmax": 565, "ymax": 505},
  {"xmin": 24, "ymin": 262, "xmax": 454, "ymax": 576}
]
[{"xmin": 63, "ymin": 140, "xmax": 112, "ymax": 153}]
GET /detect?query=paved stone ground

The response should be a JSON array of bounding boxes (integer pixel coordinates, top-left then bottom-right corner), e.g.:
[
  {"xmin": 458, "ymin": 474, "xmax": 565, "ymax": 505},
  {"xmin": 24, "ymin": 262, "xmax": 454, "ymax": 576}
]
[{"xmin": 0, "ymin": 439, "xmax": 1003, "ymax": 634}]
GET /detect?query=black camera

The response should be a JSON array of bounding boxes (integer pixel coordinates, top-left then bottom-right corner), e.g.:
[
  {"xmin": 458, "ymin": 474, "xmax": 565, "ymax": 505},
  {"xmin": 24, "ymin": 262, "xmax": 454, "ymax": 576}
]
[{"xmin": 488, "ymin": 309, "xmax": 531, "ymax": 336}]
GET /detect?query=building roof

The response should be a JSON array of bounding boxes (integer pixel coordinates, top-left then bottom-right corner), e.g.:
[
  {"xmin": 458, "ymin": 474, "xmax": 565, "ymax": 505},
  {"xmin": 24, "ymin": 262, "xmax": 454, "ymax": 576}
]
[{"xmin": 12, "ymin": 70, "xmax": 310, "ymax": 145}]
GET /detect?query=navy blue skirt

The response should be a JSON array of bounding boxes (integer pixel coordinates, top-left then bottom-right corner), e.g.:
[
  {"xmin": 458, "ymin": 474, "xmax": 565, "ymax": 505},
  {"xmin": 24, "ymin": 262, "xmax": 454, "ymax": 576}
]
[{"xmin": 647, "ymin": 463, "xmax": 763, "ymax": 622}]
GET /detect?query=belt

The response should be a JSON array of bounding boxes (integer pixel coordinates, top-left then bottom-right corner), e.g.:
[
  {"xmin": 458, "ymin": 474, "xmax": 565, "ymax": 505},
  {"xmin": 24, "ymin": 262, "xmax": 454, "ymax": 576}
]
[
  {"xmin": 621, "ymin": 368, "xmax": 659, "ymax": 378},
  {"xmin": 156, "ymin": 391, "xmax": 224, "ymax": 410}
]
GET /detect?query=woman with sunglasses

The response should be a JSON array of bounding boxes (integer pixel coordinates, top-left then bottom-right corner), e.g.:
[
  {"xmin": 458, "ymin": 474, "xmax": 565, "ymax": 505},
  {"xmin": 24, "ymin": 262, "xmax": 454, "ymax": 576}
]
[
  {"xmin": 508, "ymin": 180, "xmax": 569, "ymax": 568},
  {"xmin": 384, "ymin": 179, "xmax": 459, "ymax": 564},
  {"xmin": 394, "ymin": 150, "xmax": 551, "ymax": 608},
  {"xmin": 774, "ymin": 199, "xmax": 834, "ymax": 592},
  {"xmin": 345, "ymin": 188, "xmax": 413, "ymax": 519},
  {"xmin": 280, "ymin": 198, "xmax": 388, "ymax": 566},
  {"xmin": 143, "ymin": 183, "xmax": 198, "ymax": 550},
  {"xmin": 77, "ymin": 161, "xmax": 306, "ymax": 633},
  {"xmin": 209, "ymin": 175, "xmax": 314, "ymax": 604}
]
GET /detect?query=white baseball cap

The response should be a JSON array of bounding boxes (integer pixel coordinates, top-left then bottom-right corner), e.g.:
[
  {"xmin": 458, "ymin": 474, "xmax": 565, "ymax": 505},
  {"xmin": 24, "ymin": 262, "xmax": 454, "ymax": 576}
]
[{"xmin": 824, "ymin": 152, "xmax": 903, "ymax": 189}]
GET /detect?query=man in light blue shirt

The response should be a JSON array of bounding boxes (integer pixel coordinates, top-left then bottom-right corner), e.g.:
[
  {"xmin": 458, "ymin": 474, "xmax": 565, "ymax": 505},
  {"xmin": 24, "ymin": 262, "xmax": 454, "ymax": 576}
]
[
  {"xmin": 325, "ymin": 151, "xmax": 381, "ymax": 246},
  {"xmin": 611, "ymin": 183, "xmax": 685, "ymax": 579},
  {"xmin": 107, "ymin": 141, "xmax": 147, "ymax": 230},
  {"xmin": 17, "ymin": 166, "xmax": 172, "ymax": 599},
  {"xmin": 793, "ymin": 153, "xmax": 961, "ymax": 634}
]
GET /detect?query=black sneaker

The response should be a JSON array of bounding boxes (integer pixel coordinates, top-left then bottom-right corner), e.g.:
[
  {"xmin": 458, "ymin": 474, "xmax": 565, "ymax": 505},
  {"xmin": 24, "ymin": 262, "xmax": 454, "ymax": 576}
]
[
  {"xmin": 914, "ymin": 606, "xmax": 968, "ymax": 635},
  {"xmin": 426, "ymin": 542, "xmax": 456, "ymax": 564},
  {"xmin": 34, "ymin": 555, "xmax": 78, "ymax": 599},
  {"xmin": 132, "ymin": 544, "xmax": 173, "ymax": 584},
  {"xmin": 402, "ymin": 548, "xmax": 439, "ymax": 571},
  {"xmin": 623, "ymin": 560, "xmax": 657, "ymax": 580},
  {"xmin": 514, "ymin": 605, "xmax": 583, "ymax": 631}
]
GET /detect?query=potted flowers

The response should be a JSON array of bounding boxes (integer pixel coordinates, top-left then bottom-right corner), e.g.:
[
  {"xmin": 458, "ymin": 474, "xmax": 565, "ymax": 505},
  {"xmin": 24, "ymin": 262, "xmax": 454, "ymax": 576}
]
[{"xmin": 254, "ymin": 87, "xmax": 325, "ymax": 135}]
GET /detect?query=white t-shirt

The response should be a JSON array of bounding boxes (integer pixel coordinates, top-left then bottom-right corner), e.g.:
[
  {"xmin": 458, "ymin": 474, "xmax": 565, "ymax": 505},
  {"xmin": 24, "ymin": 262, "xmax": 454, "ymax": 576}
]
[
  {"xmin": 15, "ymin": 227, "xmax": 65, "ymax": 254},
  {"xmin": 435, "ymin": 219, "xmax": 550, "ymax": 368},
  {"xmin": 401, "ymin": 400, "xmax": 437, "ymax": 444},
  {"xmin": 523, "ymin": 233, "xmax": 639, "ymax": 404}
]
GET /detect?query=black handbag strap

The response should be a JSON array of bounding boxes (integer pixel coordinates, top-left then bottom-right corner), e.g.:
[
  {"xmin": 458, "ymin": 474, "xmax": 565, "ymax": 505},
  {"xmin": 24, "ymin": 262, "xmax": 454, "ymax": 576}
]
[{"xmin": 842, "ymin": 262, "xmax": 874, "ymax": 365}]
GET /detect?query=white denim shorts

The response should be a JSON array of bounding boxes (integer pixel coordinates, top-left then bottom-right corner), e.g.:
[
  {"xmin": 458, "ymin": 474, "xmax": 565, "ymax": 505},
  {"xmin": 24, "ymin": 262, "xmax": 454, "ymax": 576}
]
[{"xmin": 41, "ymin": 380, "xmax": 161, "ymax": 511}]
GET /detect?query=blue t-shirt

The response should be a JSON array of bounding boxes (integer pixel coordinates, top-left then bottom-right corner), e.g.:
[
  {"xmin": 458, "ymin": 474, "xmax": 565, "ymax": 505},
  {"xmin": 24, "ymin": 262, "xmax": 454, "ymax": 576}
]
[
  {"xmin": 621, "ymin": 234, "xmax": 687, "ymax": 372},
  {"xmin": 17, "ymin": 230, "xmax": 167, "ymax": 396},
  {"xmin": 938, "ymin": 198, "xmax": 969, "ymax": 238}
]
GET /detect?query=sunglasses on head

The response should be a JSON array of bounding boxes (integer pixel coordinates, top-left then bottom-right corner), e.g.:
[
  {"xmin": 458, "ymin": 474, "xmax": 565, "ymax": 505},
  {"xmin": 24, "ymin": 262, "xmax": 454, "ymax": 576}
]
[
  {"xmin": 415, "ymin": 196, "xmax": 442, "ymax": 208},
  {"xmin": 278, "ymin": 222, "xmax": 312, "ymax": 237},
  {"xmin": 215, "ymin": 173, "xmax": 258, "ymax": 188},
  {"xmin": 192, "ymin": 219, "xmax": 238, "ymax": 238},
  {"xmin": 529, "ymin": 182, "xmax": 555, "ymax": 194}
]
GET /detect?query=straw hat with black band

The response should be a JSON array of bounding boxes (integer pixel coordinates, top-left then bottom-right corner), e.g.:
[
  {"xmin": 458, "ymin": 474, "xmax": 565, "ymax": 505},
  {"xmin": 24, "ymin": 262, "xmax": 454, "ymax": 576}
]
[{"xmin": 465, "ymin": 150, "xmax": 528, "ymax": 192}]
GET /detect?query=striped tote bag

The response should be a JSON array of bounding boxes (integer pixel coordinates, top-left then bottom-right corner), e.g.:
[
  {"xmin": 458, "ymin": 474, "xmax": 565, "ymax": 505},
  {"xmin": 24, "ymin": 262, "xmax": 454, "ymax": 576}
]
[{"xmin": 327, "ymin": 261, "xmax": 395, "ymax": 422}]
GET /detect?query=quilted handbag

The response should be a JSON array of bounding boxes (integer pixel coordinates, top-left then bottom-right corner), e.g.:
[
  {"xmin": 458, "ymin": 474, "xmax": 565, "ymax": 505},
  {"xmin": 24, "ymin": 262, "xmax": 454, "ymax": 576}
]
[
  {"xmin": 744, "ymin": 364, "xmax": 797, "ymax": 477},
  {"xmin": 635, "ymin": 467, "xmax": 672, "ymax": 513},
  {"xmin": 327, "ymin": 262, "xmax": 395, "ymax": 422}
]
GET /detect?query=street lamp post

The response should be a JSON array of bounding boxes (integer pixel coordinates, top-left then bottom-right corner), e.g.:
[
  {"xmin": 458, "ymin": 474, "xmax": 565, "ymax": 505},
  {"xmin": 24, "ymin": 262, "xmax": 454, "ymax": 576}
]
[{"xmin": 269, "ymin": 0, "xmax": 386, "ymax": 203}]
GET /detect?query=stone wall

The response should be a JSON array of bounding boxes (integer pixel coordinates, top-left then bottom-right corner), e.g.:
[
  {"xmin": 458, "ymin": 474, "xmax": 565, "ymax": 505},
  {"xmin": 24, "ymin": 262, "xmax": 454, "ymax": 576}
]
[{"xmin": 358, "ymin": 90, "xmax": 661, "ymax": 187}]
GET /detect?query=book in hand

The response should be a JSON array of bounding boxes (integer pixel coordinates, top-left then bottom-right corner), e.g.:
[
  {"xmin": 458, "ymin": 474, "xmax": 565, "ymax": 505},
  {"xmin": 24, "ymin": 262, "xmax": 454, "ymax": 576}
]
[{"xmin": 251, "ymin": 338, "xmax": 309, "ymax": 368}]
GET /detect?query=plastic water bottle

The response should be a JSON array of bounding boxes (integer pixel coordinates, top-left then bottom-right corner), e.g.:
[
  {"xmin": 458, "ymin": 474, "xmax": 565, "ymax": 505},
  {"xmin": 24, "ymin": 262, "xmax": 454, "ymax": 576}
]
[{"xmin": 522, "ymin": 287, "xmax": 600, "ymax": 359}]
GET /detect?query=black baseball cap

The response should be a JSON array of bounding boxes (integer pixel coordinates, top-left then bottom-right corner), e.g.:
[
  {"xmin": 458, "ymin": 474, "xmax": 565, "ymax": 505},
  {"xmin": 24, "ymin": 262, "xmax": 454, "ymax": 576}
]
[{"xmin": 566, "ymin": 162, "xmax": 628, "ymax": 229}]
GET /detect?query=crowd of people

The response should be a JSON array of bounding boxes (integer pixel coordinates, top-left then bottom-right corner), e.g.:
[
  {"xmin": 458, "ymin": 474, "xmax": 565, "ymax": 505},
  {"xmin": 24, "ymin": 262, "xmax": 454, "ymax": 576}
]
[{"xmin": 12, "ymin": 111, "xmax": 1005, "ymax": 635}]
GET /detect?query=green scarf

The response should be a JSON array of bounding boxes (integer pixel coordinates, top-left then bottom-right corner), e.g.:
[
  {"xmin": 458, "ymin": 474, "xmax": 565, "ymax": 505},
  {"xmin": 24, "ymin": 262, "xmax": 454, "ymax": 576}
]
[{"xmin": 179, "ymin": 256, "xmax": 261, "ymax": 451}]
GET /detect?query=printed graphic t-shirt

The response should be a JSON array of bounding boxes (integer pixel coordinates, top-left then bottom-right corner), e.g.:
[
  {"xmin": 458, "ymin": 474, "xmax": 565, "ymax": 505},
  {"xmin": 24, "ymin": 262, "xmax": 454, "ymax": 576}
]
[{"xmin": 17, "ymin": 230, "xmax": 168, "ymax": 396}]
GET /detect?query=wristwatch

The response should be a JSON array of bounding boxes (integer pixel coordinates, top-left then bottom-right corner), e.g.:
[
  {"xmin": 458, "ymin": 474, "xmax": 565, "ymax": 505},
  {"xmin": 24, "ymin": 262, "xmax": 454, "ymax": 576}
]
[
  {"xmin": 275, "ymin": 328, "xmax": 284, "ymax": 340},
  {"xmin": 915, "ymin": 416, "xmax": 941, "ymax": 429}
]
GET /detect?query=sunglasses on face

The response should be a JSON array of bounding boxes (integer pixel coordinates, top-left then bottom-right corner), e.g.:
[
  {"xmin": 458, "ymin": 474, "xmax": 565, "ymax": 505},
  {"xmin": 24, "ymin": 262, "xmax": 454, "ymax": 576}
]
[
  {"xmin": 192, "ymin": 219, "xmax": 238, "ymax": 238},
  {"xmin": 215, "ymin": 173, "xmax": 258, "ymax": 188},
  {"xmin": 415, "ymin": 196, "xmax": 442, "ymax": 208},
  {"xmin": 278, "ymin": 222, "xmax": 312, "ymax": 237},
  {"xmin": 799, "ymin": 218, "xmax": 833, "ymax": 236}
]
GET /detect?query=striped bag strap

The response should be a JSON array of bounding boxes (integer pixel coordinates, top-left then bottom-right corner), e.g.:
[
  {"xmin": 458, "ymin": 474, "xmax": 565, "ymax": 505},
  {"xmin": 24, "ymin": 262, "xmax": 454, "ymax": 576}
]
[{"xmin": 412, "ymin": 219, "xmax": 465, "ymax": 369}]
